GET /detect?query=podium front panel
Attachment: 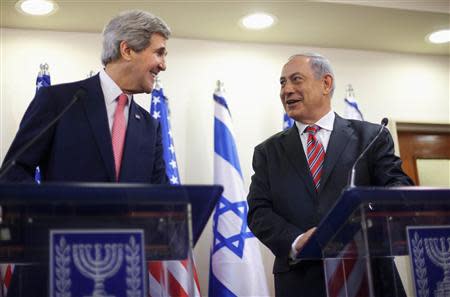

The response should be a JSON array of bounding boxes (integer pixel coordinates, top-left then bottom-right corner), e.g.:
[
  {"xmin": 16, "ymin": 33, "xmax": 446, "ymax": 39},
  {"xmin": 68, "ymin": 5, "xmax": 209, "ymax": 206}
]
[
  {"xmin": 320, "ymin": 188, "xmax": 450, "ymax": 258},
  {"xmin": 297, "ymin": 188, "xmax": 450, "ymax": 297},
  {"xmin": 0, "ymin": 183, "xmax": 222, "ymax": 296}
]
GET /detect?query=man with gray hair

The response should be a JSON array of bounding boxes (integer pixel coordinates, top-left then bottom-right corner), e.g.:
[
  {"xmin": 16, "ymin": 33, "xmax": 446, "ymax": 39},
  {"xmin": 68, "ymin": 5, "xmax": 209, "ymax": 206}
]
[
  {"xmin": 247, "ymin": 53, "xmax": 412, "ymax": 296},
  {"xmin": 1, "ymin": 10, "xmax": 171, "ymax": 184}
]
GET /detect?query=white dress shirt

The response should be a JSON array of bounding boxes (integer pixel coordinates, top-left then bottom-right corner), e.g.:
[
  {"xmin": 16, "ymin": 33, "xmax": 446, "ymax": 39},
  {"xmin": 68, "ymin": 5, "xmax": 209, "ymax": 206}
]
[
  {"xmin": 295, "ymin": 110, "xmax": 335, "ymax": 156},
  {"xmin": 99, "ymin": 69, "xmax": 131, "ymax": 132},
  {"xmin": 290, "ymin": 110, "xmax": 335, "ymax": 260}
]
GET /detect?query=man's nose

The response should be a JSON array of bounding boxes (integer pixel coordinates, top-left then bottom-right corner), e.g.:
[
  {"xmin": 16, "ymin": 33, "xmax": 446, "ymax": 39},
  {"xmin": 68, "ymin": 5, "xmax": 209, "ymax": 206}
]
[
  {"xmin": 159, "ymin": 58, "xmax": 167, "ymax": 71},
  {"xmin": 281, "ymin": 81, "xmax": 294, "ymax": 98}
]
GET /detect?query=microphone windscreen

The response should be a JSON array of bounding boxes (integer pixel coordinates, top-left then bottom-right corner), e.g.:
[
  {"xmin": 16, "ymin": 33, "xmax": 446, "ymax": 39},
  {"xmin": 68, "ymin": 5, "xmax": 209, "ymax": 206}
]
[
  {"xmin": 381, "ymin": 118, "xmax": 389, "ymax": 126},
  {"xmin": 74, "ymin": 89, "xmax": 87, "ymax": 100}
]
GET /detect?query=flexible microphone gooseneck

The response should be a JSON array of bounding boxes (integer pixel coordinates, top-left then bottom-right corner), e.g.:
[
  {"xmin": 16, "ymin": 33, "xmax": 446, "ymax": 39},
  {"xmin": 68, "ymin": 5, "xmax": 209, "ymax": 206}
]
[
  {"xmin": 0, "ymin": 89, "xmax": 86, "ymax": 180},
  {"xmin": 349, "ymin": 118, "xmax": 389, "ymax": 188}
]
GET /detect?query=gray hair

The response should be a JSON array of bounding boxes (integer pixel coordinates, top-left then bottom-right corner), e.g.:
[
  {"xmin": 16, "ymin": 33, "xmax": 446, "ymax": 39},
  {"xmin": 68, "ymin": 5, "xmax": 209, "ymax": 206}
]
[
  {"xmin": 101, "ymin": 10, "xmax": 171, "ymax": 66},
  {"xmin": 288, "ymin": 53, "xmax": 335, "ymax": 97}
]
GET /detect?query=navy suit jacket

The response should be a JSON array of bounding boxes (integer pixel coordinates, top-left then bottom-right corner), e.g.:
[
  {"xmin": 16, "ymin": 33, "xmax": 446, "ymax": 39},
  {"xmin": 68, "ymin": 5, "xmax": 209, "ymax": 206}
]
[
  {"xmin": 1, "ymin": 74, "xmax": 167, "ymax": 184},
  {"xmin": 247, "ymin": 114, "xmax": 413, "ymax": 295}
]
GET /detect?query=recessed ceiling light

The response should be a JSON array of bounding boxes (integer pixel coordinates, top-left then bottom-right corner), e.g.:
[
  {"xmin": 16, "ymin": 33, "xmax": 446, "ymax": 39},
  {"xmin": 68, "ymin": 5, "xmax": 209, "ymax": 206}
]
[
  {"xmin": 15, "ymin": 0, "xmax": 58, "ymax": 16},
  {"xmin": 427, "ymin": 29, "xmax": 450, "ymax": 44},
  {"xmin": 240, "ymin": 13, "xmax": 276, "ymax": 30}
]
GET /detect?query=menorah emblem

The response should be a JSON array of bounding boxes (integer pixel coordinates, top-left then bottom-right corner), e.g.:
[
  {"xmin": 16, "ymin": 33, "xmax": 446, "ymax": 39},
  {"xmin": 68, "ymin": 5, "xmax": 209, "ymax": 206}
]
[
  {"xmin": 424, "ymin": 237, "xmax": 450, "ymax": 297},
  {"xmin": 73, "ymin": 243, "xmax": 124, "ymax": 297}
]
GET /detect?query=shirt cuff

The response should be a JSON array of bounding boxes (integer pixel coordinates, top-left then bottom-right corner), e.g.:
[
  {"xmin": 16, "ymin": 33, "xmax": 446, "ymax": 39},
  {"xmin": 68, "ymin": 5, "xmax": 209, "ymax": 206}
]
[{"xmin": 289, "ymin": 233, "xmax": 304, "ymax": 261}]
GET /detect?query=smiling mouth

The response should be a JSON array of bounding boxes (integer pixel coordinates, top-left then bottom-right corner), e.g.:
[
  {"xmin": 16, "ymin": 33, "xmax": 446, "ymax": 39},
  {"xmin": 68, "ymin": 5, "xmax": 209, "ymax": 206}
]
[{"xmin": 286, "ymin": 99, "xmax": 302, "ymax": 106}]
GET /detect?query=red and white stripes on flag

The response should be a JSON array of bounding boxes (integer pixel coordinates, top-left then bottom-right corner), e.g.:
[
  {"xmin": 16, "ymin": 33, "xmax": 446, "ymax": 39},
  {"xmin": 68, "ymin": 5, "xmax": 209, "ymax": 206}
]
[
  {"xmin": 0, "ymin": 264, "xmax": 14, "ymax": 297},
  {"xmin": 148, "ymin": 260, "xmax": 201, "ymax": 297},
  {"xmin": 325, "ymin": 240, "xmax": 368, "ymax": 297}
]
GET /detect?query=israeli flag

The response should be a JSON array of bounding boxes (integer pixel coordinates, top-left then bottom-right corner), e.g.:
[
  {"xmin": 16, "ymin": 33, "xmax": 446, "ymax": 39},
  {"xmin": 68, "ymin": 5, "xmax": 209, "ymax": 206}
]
[
  {"xmin": 344, "ymin": 96, "xmax": 363, "ymax": 121},
  {"xmin": 210, "ymin": 89, "xmax": 269, "ymax": 297}
]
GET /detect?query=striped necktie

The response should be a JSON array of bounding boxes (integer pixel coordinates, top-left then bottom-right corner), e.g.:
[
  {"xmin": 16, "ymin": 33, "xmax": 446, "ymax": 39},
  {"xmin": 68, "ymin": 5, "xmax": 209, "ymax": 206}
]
[
  {"xmin": 112, "ymin": 94, "xmax": 128, "ymax": 181},
  {"xmin": 305, "ymin": 125, "xmax": 325, "ymax": 190}
]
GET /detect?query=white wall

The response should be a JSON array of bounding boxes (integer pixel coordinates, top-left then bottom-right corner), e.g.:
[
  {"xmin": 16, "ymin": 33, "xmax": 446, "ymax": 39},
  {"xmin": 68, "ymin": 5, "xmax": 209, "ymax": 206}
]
[{"xmin": 1, "ymin": 28, "xmax": 449, "ymax": 296}]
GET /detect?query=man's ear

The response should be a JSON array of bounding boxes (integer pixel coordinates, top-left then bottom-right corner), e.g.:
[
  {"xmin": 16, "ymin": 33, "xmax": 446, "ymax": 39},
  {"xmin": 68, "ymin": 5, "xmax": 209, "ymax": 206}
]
[
  {"xmin": 119, "ymin": 40, "xmax": 133, "ymax": 61},
  {"xmin": 323, "ymin": 74, "xmax": 333, "ymax": 95}
]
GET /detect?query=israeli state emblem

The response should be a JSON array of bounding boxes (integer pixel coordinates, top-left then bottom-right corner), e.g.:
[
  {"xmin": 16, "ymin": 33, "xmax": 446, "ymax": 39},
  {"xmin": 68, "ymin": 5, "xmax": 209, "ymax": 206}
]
[
  {"xmin": 49, "ymin": 229, "xmax": 146, "ymax": 297},
  {"xmin": 407, "ymin": 226, "xmax": 450, "ymax": 297}
]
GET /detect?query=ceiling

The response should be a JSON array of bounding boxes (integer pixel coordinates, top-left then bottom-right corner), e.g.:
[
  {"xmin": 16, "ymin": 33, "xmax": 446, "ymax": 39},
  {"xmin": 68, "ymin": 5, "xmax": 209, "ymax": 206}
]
[{"xmin": 1, "ymin": 0, "xmax": 449, "ymax": 56}]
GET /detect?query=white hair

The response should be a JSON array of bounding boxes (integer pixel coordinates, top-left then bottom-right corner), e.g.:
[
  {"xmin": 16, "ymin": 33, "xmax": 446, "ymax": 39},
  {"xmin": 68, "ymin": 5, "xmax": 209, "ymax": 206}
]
[
  {"xmin": 101, "ymin": 10, "xmax": 171, "ymax": 66},
  {"xmin": 289, "ymin": 53, "xmax": 335, "ymax": 97}
]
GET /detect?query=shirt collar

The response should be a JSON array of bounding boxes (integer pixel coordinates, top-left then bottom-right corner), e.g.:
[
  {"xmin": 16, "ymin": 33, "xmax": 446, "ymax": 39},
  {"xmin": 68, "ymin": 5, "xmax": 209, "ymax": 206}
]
[
  {"xmin": 99, "ymin": 69, "xmax": 131, "ymax": 104},
  {"xmin": 295, "ymin": 110, "xmax": 335, "ymax": 134}
]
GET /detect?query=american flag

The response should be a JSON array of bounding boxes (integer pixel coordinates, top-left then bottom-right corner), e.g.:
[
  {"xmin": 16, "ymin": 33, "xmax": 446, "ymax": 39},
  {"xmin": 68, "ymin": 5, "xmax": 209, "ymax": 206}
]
[
  {"xmin": 35, "ymin": 63, "xmax": 51, "ymax": 184},
  {"xmin": 148, "ymin": 79, "xmax": 201, "ymax": 297},
  {"xmin": 325, "ymin": 234, "xmax": 368, "ymax": 297},
  {"xmin": 36, "ymin": 63, "xmax": 51, "ymax": 92},
  {"xmin": 0, "ymin": 64, "xmax": 49, "ymax": 296},
  {"xmin": 283, "ymin": 112, "xmax": 294, "ymax": 130}
]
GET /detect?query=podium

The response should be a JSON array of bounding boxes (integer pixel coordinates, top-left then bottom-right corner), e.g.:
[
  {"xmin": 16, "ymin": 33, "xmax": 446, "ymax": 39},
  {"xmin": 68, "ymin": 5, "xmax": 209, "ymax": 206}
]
[
  {"xmin": 0, "ymin": 183, "xmax": 222, "ymax": 296},
  {"xmin": 297, "ymin": 187, "xmax": 450, "ymax": 297}
]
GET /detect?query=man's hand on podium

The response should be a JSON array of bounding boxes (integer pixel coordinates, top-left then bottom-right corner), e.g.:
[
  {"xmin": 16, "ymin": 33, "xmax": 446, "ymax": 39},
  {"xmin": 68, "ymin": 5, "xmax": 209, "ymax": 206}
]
[{"xmin": 295, "ymin": 227, "xmax": 317, "ymax": 253}]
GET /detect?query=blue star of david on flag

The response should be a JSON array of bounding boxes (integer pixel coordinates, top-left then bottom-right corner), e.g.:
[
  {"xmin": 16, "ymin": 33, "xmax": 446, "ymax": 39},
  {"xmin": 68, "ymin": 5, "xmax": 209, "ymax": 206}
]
[
  {"xmin": 209, "ymin": 84, "xmax": 269, "ymax": 297},
  {"xmin": 150, "ymin": 79, "xmax": 180, "ymax": 185},
  {"xmin": 212, "ymin": 198, "xmax": 254, "ymax": 258}
]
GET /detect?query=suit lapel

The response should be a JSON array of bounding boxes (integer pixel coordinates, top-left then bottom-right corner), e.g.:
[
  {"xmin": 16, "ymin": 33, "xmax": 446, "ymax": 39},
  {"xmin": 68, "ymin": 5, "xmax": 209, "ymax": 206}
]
[
  {"xmin": 281, "ymin": 126, "xmax": 316, "ymax": 197},
  {"xmin": 81, "ymin": 75, "xmax": 115, "ymax": 182},
  {"xmin": 320, "ymin": 114, "xmax": 353, "ymax": 191}
]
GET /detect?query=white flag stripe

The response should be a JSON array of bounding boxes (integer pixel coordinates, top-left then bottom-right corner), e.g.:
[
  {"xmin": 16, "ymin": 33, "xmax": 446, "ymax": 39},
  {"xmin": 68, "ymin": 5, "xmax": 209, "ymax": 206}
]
[
  {"xmin": 214, "ymin": 155, "xmax": 246, "ymax": 202},
  {"xmin": 149, "ymin": 271, "xmax": 165, "ymax": 297},
  {"xmin": 214, "ymin": 102, "xmax": 237, "ymax": 140},
  {"xmin": 166, "ymin": 261, "xmax": 201, "ymax": 297}
]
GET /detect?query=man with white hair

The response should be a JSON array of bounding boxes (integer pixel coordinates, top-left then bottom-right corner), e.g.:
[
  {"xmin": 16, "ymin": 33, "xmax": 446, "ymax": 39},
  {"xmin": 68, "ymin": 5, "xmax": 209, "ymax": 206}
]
[
  {"xmin": 1, "ymin": 10, "xmax": 171, "ymax": 295},
  {"xmin": 247, "ymin": 53, "xmax": 413, "ymax": 297},
  {"xmin": 1, "ymin": 10, "xmax": 170, "ymax": 184}
]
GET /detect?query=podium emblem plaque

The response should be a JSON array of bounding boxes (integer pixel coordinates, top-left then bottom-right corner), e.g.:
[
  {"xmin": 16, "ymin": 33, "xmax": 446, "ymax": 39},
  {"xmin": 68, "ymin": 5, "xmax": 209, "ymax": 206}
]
[
  {"xmin": 407, "ymin": 226, "xmax": 450, "ymax": 297},
  {"xmin": 49, "ymin": 229, "xmax": 146, "ymax": 297}
]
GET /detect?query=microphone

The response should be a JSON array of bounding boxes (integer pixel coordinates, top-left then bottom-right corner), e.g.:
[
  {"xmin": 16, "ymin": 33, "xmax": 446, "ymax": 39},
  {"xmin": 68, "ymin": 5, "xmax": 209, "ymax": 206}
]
[
  {"xmin": 0, "ymin": 89, "xmax": 86, "ymax": 180},
  {"xmin": 349, "ymin": 118, "xmax": 389, "ymax": 188}
]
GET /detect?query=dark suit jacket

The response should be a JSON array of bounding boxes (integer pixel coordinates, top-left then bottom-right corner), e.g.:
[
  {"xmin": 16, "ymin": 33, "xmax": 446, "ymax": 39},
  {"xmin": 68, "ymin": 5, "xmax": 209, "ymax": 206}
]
[
  {"xmin": 1, "ymin": 74, "xmax": 167, "ymax": 184},
  {"xmin": 247, "ymin": 114, "xmax": 413, "ymax": 296}
]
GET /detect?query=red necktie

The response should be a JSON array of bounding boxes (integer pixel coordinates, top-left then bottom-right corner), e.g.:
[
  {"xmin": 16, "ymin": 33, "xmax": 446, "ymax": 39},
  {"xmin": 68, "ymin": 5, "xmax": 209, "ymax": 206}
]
[
  {"xmin": 305, "ymin": 125, "xmax": 325, "ymax": 190},
  {"xmin": 112, "ymin": 94, "xmax": 128, "ymax": 181}
]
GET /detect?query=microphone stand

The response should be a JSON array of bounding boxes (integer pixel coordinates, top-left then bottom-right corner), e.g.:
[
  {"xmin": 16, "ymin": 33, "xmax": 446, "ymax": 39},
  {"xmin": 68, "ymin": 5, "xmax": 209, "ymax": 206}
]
[
  {"xmin": 0, "ymin": 89, "xmax": 86, "ymax": 180},
  {"xmin": 349, "ymin": 118, "xmax": 389, "ymax": 188}
]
